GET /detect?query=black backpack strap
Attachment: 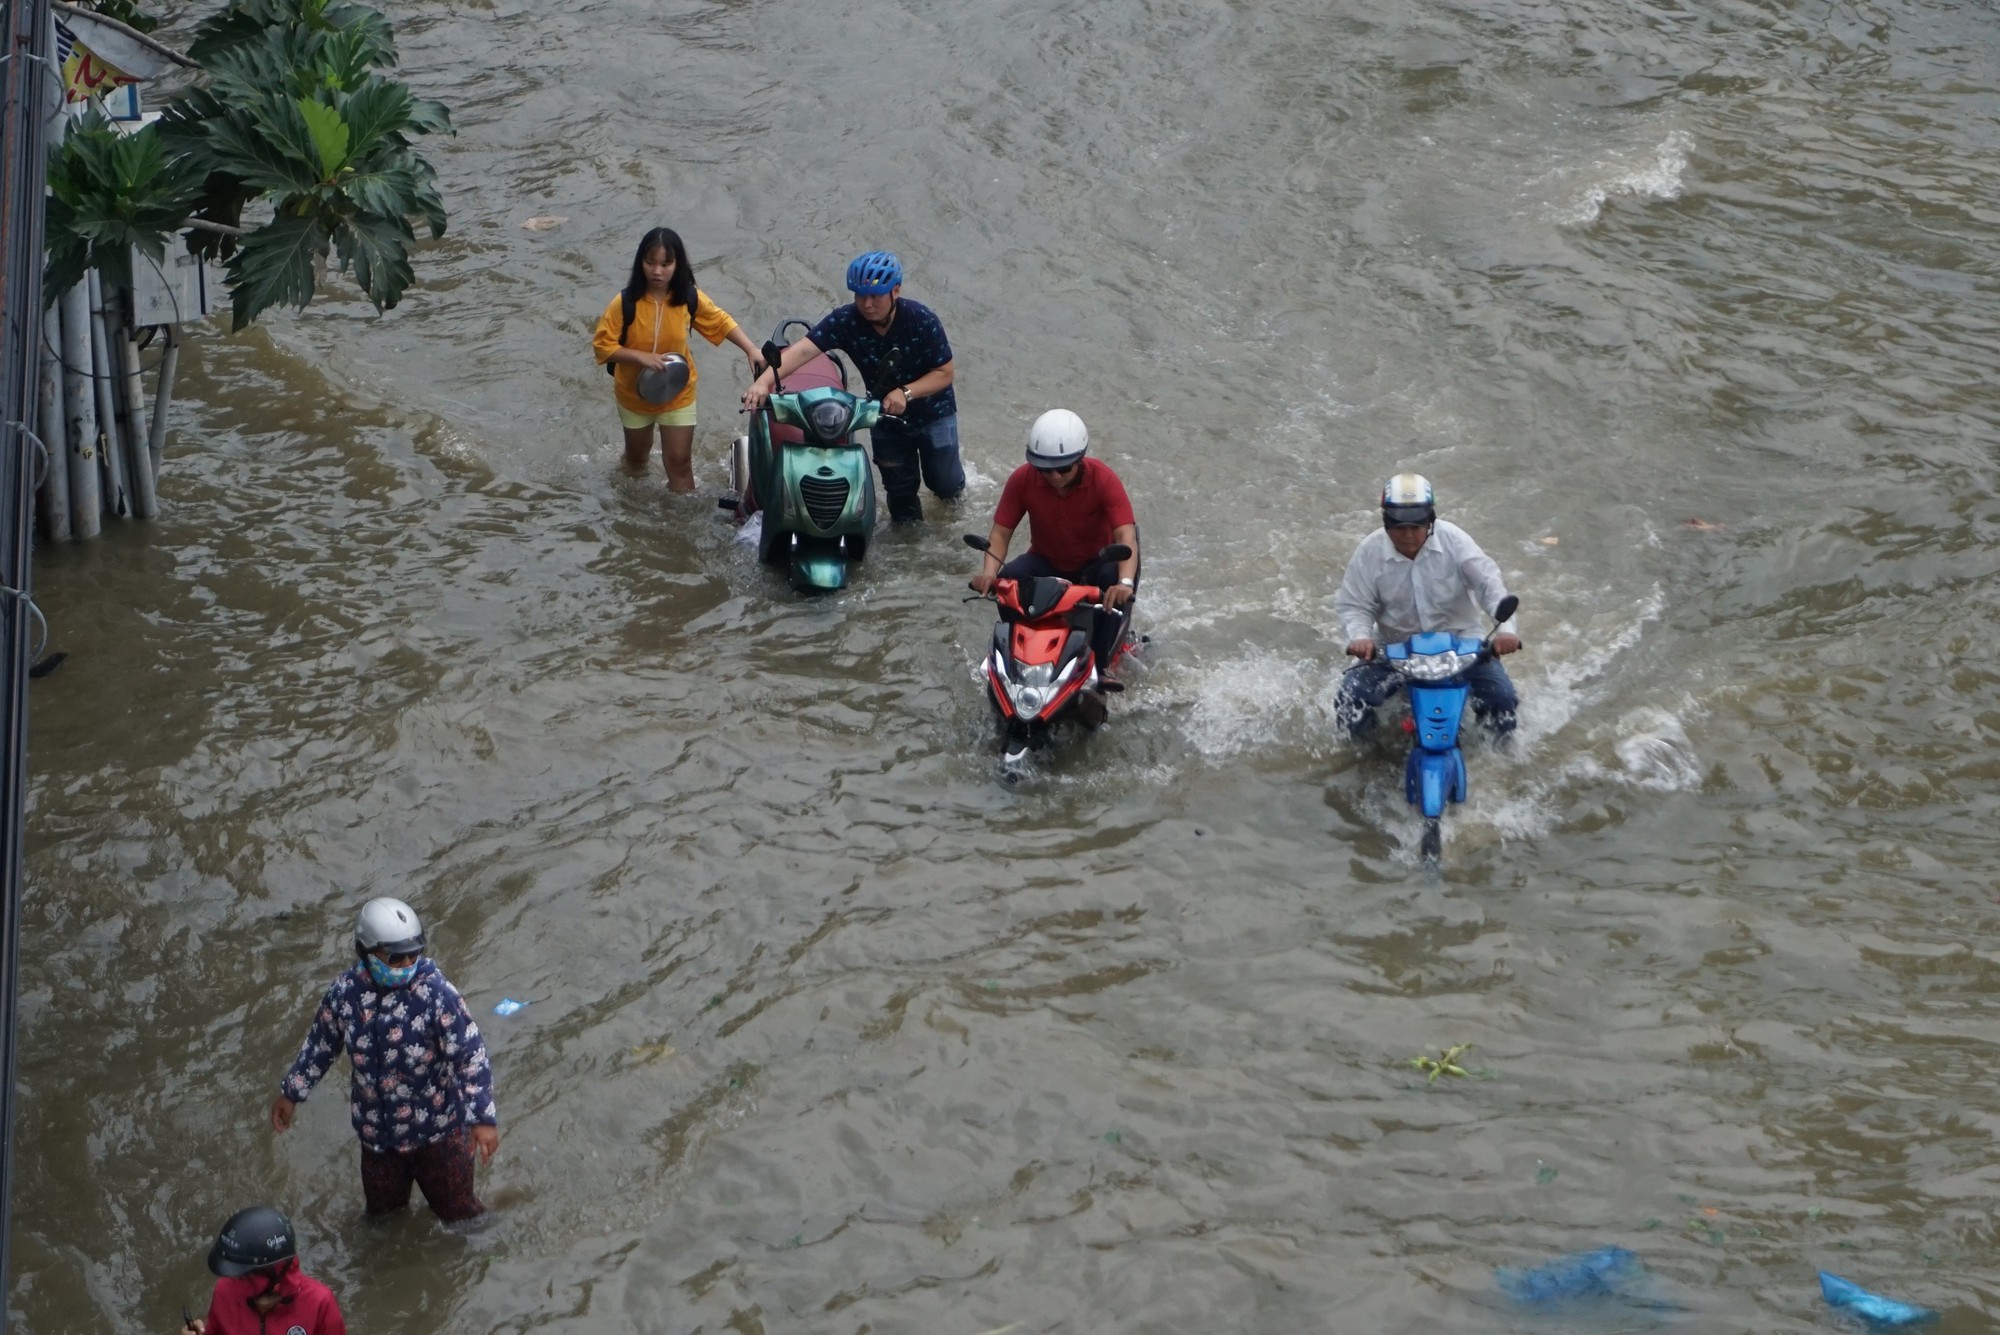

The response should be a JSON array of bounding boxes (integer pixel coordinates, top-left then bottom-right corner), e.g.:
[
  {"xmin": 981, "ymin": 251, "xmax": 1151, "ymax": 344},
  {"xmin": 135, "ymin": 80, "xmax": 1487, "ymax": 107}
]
[{"xmin": 607, "ymin": 289, "xmax": 639, "ymax": 377}]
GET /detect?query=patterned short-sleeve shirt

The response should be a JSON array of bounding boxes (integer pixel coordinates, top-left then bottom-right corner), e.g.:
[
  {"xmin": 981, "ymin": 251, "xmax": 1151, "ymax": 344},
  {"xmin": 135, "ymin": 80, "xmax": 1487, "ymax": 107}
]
[{"xmin": 806, "ymin": 298, "xmax": 957, "ymax": 426}]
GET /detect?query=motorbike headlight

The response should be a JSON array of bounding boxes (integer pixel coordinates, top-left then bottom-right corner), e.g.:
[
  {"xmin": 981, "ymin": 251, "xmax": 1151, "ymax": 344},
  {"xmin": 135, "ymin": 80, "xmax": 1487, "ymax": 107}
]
[
  {"xmin": 1007, "ymin": 681, "xmax": 1052, "ymax": 716},
  {"xmin": 1018, "ymin": 662, "xmax": 1055, "ymax": 688}
]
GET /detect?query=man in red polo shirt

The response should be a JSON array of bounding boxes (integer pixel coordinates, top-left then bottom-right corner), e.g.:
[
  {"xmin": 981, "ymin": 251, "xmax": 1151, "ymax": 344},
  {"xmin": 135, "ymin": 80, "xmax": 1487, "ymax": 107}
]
[
  {"xmin": 181, "ymin": 1205, "xmax": 345, "ymax": 1335},
  {"xmin": 968, "ymin": 409, "xmax": 1140, "ymax": 668}
]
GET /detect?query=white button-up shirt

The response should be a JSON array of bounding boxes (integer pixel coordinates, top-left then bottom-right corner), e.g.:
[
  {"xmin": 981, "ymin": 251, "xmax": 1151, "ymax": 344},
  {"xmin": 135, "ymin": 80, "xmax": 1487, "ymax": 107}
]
[{"xmin": 1334, "ymin": 519, "xmax": 1517, "ymax": 644}]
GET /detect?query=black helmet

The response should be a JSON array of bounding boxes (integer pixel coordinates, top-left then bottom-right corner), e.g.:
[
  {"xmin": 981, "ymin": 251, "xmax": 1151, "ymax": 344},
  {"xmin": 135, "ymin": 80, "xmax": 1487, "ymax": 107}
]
[{"xmin": 207, "ymin": 1205, "xmax": 296, "ymax": 1277}]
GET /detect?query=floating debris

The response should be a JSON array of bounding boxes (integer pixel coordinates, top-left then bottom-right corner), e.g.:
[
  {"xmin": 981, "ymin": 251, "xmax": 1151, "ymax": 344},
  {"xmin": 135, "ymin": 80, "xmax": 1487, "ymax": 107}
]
[
  {"xmin": 492, "ymin": 998, "xmax": 530, "ymax": 1016},
  {"xmin": 1819, "ymin": 1272, "xmax": 1937, "ymax": 1328},
  {"xmin": 629, "ymin": 1041, "xmax": 676, "ymax": 1064},
  {"xmin": 1536, "ymin": 535, "xmax": 1559, "ymax": 546},
  {"xmin": 1682, "ymin": 517, "xmax": 1724, "ymax": 531},
  {"xmin": 520, "ymin": 215, "xmax": 568, "ymax": 230},
  {"xmin": 1498, "ymin": 1247, "xmax": 1645, "ymax": 1304},
  {"xmin": 1409, "ymin": 1042, "xmax": 1473, "ymax": 1082}
]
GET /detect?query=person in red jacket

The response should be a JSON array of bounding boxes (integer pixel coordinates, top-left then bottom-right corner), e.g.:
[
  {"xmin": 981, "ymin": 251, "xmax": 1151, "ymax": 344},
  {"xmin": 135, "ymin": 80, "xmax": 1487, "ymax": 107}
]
[
  {"xmin": 180, "ymin": 1205, "xmax": 345, "ymax": 1335},
  {"xmin": 968, "ymin": 408, "xmax": 1141, "ymax": 669}
]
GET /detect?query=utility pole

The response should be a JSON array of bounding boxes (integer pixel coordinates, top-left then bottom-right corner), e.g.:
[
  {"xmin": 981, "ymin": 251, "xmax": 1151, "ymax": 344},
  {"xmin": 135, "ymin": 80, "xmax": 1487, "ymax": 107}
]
[{"xmin": 0, "ymin": 0, "xmax": 53, "ymax": 1326}]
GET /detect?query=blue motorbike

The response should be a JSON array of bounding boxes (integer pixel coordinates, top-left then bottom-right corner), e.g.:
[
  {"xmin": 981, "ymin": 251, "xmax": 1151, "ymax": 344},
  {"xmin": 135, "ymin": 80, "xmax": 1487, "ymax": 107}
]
[{"xmin": 1380, "ymin": 593, "xmax": 1519, "ymax": 862}]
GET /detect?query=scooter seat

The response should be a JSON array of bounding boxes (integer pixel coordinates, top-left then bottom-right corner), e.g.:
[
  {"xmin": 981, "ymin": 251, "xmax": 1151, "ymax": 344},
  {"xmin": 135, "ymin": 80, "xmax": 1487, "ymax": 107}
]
[{"xmin": 767, "ymin": 353, "xmax": 848, "ymax": 447}]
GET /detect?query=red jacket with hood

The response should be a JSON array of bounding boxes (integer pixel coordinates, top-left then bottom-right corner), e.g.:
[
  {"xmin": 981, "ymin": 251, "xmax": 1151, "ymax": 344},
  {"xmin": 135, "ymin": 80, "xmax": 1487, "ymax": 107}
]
[{"xmin": 203, "ymin": 1261, "xmax": 345, "ymax": 1335}]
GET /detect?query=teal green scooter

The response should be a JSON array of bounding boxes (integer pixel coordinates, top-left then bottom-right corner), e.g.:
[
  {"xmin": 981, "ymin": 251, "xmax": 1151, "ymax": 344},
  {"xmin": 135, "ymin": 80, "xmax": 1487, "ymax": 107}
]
[{"xmin": 720, "ymin": 320, "xmax": 879, "ymax": 591}]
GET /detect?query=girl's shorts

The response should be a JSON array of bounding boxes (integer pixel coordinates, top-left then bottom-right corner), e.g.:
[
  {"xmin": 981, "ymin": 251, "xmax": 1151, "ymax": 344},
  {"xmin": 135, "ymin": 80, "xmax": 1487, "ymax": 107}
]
[{"xmin": 619, "ymin": 402, "xmax": 697, "ymax": 430}]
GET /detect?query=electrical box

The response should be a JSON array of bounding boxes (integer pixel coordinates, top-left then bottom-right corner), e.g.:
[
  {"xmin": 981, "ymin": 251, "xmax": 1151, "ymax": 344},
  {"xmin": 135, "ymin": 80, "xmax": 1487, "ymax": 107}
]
[{"xmin": 129, "ymin": 244, "xmax": 219, "ymax": 326}]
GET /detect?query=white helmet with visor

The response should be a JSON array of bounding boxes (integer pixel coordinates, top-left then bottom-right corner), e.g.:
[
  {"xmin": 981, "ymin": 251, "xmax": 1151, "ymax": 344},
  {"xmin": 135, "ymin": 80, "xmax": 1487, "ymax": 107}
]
[
  {"xmin": 1381, "ymin": 473, "xmax": 1436, "ymax": 527},
  {"xmin": 1025, "ymin": 409, "xmax": 1089, "ymax": 470}
]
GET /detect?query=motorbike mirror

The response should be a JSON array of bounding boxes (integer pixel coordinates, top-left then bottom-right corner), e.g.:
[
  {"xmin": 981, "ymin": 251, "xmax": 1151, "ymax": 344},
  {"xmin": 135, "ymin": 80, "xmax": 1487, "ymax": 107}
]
[
  {"xmin": 1098, "ymin": 543, "xmax": 1133, "ymax": 563},
  {"xmin": 761, "ymin": 340, "xmax": 786, "ymax": 387},
  {"xmin": 963, "ymin": 533, "xmax": 991, "ymax": 553},
  {"xmin": 1493, "ymin": 594, "xmax": 1519, "ymax": 625}
]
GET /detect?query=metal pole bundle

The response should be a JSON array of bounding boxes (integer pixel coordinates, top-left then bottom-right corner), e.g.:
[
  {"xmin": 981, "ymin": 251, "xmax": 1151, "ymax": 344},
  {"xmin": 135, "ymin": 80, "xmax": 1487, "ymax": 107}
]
[{"xmin": 0, "ymin": 0, "xmax": 57, "ymax": 1323}]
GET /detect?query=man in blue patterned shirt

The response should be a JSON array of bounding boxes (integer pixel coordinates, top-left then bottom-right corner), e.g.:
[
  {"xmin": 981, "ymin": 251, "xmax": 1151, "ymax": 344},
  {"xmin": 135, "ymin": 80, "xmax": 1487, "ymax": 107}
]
[
  {"xmin": 269, "ymin": 897, "xmax": 499, "ymax": 1221},
  {"xmin": 743, "ymin": 250, "xmax": 963, "ymax": 523}
]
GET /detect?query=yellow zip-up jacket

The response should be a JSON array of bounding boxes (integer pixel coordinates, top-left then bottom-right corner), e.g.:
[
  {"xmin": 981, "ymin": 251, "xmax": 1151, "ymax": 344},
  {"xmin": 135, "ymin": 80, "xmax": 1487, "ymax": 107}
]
[{"xmin": 593, "ymin": 290, "xmax": 740, "ymax": 415}]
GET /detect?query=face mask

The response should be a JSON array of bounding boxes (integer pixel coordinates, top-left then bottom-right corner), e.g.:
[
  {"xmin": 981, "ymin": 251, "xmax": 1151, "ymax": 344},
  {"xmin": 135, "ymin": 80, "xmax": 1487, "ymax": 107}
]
[{"xmin": 365, "ymin": 955, "xmax": 419, "ymax": 988}]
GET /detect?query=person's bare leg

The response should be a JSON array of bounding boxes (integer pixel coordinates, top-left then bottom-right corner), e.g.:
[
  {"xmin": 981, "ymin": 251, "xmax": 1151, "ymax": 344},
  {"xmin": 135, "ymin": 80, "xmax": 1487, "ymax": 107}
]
[
  {"xmin": 660, "ymin": 424, "xmax": 697, "ymax": 493},
  {"xmin": 621, "ymin": 425, "xmax": 656, "ymax": 473}
]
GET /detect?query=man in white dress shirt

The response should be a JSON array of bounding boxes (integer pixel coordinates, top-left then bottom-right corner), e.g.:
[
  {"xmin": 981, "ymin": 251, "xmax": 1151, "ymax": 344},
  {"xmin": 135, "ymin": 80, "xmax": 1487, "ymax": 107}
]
[{"xmin": 1332, "ymin": 473, "xmax": 1522, "ymax": 738}]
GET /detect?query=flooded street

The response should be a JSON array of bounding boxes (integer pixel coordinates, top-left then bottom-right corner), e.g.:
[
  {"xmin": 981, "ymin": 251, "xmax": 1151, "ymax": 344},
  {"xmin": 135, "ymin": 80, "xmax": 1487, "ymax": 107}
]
[{"xmin": 15, "ymin": 0, "xmax": 2000, "ymax": 1329}]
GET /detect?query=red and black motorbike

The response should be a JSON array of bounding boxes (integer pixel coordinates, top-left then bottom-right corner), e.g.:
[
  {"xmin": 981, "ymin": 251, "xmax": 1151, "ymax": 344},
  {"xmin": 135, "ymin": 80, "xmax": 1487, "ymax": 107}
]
[{"xmin": 963, "ymin": 536, "xmax": 1136, "ymax": 776}]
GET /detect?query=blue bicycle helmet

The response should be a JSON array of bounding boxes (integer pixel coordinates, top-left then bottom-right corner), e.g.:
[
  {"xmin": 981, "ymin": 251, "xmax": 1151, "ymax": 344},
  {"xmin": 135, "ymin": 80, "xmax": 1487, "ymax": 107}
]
[{"xmin": 846, "ymin": 251, "xmax": 903, "ymax": 295}]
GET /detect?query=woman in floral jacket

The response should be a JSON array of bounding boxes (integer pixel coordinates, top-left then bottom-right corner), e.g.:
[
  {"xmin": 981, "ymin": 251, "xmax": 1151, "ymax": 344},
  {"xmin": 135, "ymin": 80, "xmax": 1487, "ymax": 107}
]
[{"xmin": 269, "ymin": 897, "xmax": 499, "ymax": 1221}]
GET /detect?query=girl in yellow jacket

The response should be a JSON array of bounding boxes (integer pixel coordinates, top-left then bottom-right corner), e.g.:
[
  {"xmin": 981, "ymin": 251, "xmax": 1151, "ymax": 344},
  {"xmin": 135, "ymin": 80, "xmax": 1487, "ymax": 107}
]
[{"xmin": 593, "ymin": 227, "xmax": 763, "ymax": 491}]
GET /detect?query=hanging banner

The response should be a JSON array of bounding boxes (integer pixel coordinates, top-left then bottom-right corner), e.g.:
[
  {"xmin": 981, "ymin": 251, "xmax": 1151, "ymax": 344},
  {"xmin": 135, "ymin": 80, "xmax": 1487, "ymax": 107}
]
[{"xmin": 53, "ymin": 18, "xmax": 144, "ymax": 106}]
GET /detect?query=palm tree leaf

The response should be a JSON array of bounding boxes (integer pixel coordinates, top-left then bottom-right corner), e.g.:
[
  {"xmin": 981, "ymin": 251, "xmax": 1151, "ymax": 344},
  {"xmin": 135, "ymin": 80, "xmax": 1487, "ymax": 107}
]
[
  {"xmin": 296, "ymin": 97, "xmax": 351, "ymax": 179},
  {"xmin": 225, "ymin": 212, "xmax": 326, "ymax": 329},
  {"xmin": 205, "ymin": 97, "xmax": 322, "ymax": 194},
  {"xmin": 335, "ymin": 78, "xmax": 410, "ymax": 160},
  {"xmin": 404, "ymin": 97, "xmax": 453, "ymax": 138},
  {"xmin": 332, "ymin": 211, "xmax": 414, "ymax": 311},
  {"xmin": 338, "ymin": 161, "xmax": 419, "ymax": 221}
]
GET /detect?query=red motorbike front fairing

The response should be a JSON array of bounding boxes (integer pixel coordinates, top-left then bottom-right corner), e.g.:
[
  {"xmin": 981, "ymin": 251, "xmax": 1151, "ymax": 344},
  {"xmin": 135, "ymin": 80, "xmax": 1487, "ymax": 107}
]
[{"xmin": 983, "ymin": 575, "xmax": 1106, "ymax": 724}]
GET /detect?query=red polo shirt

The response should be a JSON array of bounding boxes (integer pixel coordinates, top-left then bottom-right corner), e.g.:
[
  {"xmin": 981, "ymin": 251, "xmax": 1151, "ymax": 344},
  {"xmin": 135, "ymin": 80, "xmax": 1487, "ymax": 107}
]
[
  {"xmin": 993, "ymin": 458, "xmax": 1135, "ymax": 572},
  {"xmin": 204, "ymin": 1263, "xmax": 346, "ymax": 1335}
]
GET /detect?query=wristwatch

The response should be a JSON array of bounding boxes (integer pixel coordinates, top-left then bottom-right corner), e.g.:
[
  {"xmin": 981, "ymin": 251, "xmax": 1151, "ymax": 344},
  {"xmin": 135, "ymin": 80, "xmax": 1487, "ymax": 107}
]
[
  {"xmin": 898, "ymin": 384, "xmax": 915, "ymax": 400},
  {"xmin": 1117, "ymin": 577, "xmax": 1135, "ymax": 588}
]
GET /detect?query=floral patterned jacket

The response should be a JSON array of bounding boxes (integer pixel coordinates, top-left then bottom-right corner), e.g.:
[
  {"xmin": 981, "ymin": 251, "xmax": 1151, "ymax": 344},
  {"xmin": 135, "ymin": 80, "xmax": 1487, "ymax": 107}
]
[{"xmin": 279, "ymin": 959, "xmax": 498, "ymax": 1151}]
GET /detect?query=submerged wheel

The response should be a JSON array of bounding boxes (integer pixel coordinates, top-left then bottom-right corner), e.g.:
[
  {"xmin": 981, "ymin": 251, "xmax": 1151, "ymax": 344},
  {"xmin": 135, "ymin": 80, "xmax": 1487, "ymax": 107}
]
[{"xmin": 1420, "ymin": 819, "xmax": 1442, "ymax": 864}]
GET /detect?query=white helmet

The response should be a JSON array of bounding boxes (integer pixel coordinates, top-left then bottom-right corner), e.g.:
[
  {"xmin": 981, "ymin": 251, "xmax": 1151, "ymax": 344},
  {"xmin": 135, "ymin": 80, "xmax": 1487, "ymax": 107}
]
[
  {"xmin": 354, "ymin": 896, "xmax": 425, "ymax": 957},
  {"xmin": 1025, "ymin": 409, "xmax": 1088, "ymax": 469},
  {"xmin": 1381, "ymin": 472, "xmax": 1436, "ymax": 527}
]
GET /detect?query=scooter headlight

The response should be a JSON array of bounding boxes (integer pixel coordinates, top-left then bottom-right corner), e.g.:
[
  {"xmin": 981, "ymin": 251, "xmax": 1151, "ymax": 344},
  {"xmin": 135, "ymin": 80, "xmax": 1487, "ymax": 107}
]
[{"xmin": 807, "ymin": 399, "xmax": 852, "ymax": 440}]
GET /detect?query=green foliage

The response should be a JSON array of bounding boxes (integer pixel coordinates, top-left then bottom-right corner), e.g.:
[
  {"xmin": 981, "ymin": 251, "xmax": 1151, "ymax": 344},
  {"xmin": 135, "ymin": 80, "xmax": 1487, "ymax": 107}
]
[
  {"xmin": 66, "ymin": 0, "xmax": 160, "ymax": 35},
  {"xmin": 187, "ymin": 0, "xmax": 395, "ymax": 67},
  {"xmin": 43, "ymin": 109, "xmax": 206, "ymax": 299},
  {"xmin": 47, "ymin": 0, "xmax": 452, "ymax": 330}
]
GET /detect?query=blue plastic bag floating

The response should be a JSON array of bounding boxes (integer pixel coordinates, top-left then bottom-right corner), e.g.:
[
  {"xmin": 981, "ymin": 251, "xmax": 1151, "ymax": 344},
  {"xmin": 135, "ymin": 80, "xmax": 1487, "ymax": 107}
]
[
  {"xmin": 492, "ymin": 998, "xmax": 530, "ymax": 1016},
  {"xmin": 1497, "ymin": 1246, "xmax": 1646, "ymax": 1304},
  {"xmin": 1819, "ymin": 1272, "xmax": 1938, "ymax": 1329}
]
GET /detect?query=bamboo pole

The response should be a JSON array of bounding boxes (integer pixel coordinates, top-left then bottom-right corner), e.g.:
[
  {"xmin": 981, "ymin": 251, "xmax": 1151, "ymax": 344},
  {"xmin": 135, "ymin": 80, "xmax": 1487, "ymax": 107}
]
[
  {"xmin": 146, "ymin": 324, "xmax": 177, "ymax": 473},
  {"xmin": 85, "ymin": 269, "xmax": 127, "ymax": 518},
  {"xmin": 35, "ymin": 304, "xmax": 67, "ymax": 542},
  {"xmin": 57, "ymin": 281, "xmax": 98, "ymax": 538}
]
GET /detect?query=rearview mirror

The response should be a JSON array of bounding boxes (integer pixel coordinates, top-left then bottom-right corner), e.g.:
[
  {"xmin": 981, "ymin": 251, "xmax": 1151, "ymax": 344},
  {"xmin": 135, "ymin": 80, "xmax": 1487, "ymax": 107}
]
[
  {"xmin": 963, "ymin": 533, "xmax": 991, "ymax": 552},
  {"xmin": 1493, "ymin": 594, "xmax": 1519, "ymax": 624},
  {"xmin": 1098, "ymin": 544, "xmax": 1132, "ymax": 563}
]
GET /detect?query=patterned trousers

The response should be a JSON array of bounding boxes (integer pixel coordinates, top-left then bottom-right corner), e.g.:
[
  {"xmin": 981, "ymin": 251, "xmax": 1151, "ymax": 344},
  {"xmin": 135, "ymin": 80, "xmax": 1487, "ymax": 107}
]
[{"xmin": 360, "ymin": 1128, "xmax": 485, "ymax": 1221}]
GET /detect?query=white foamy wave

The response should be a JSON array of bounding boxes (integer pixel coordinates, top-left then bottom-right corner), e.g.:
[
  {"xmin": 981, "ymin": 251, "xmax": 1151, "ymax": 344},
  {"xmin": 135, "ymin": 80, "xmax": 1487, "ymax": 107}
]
[
  {"xmin": 1613, "ymin": 710, "xmax": 1703, "ymax": 791},
  {"xmin": 1180, "ymin": 650, "xmax": 1339, "ymax": 760},
  {"xmin": 1560, "ymin": 131, "xmax": 1693, "ymax": 225},
  {"xmin": 1515, "ymin": 583, "xmax": 1666, "ymax": 741},
  {"xmin": 734, "ymin": 512, "xmax": 761, "ymax": 546}
]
